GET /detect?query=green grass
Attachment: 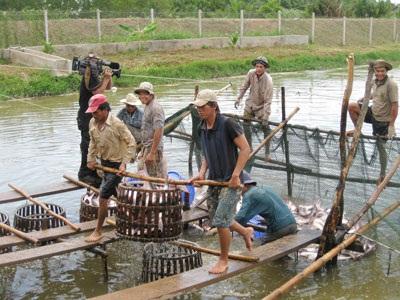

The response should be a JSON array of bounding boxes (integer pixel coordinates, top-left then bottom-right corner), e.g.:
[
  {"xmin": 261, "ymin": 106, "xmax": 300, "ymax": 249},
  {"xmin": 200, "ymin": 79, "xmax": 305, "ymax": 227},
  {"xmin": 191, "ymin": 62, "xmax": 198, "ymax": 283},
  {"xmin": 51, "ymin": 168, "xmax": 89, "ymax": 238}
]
[
  {"xmin": 0, "ymin": 72, "xmax": 80, "ymax": 100},
  {"xmin": 3, "ymin": 46, "xmax": 400, "ymax": 100}
]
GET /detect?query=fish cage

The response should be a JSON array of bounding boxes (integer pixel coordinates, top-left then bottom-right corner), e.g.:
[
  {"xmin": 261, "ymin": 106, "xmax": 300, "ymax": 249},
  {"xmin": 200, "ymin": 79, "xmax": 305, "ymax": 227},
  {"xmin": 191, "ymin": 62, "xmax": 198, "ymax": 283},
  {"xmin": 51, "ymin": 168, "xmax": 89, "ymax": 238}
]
[
  {"xmin": 141, "ymin": 241, "xmax": 202, "ymax": 283},
  {"xmin": 116, "ymin": 183, "xmax": 183, "ymax": 242},
  {"xmin": 0, "ymin": 212, "xmax": 11, "ymax": 253},
  {"xmin": 14, "ymin": 203, "xmax": 66, "ymax": 232},
  {"xmin": 79, "ymin": 190, "xmax": 117, "ymax": 222}
]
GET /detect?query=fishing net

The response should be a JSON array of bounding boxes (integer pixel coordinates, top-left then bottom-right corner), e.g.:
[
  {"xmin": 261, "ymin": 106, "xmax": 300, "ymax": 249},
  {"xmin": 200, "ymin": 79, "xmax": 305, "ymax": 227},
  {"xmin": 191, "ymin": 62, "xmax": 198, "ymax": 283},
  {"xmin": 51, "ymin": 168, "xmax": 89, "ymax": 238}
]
[{"xmin": 166, "ymin": 110, "xmax": 400, "ymax": 221}]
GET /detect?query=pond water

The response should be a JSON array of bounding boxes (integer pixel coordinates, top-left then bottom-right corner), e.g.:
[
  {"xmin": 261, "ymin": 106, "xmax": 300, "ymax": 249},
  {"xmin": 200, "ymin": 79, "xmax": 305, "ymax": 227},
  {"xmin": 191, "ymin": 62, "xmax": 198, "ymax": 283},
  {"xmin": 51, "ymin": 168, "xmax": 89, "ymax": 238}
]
[{"xmin": 0, "ymin": 67, "xmax": 399, "ymax": 299}]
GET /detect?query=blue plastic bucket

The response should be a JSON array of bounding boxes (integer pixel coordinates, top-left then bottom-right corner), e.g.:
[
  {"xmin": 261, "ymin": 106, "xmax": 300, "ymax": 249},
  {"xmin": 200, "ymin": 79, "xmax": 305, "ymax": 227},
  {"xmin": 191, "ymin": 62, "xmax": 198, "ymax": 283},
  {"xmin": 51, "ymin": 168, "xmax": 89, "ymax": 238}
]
[
  {"xmin": 248, "ymin": 215, "xmax": 266, "ymax": 239},
  {"xmin": 167, "ymin": 171, "xmax": 195, "ymax": 205}
]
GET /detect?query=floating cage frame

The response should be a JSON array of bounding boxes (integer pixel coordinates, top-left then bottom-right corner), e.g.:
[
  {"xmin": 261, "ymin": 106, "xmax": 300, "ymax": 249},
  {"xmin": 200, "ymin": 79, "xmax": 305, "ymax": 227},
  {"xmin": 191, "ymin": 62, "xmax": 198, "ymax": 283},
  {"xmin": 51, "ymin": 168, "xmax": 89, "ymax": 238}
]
[
  {"xmin": 116, "ymin": 183, "xmax": 183, "ymax": 242},
  {"xmin": 14, "ymin": 203, "xmax": 66, "ymax": 232},
  {"xmin": 141, "ymin": 241, "xmax": 203, "ymax": 283}
]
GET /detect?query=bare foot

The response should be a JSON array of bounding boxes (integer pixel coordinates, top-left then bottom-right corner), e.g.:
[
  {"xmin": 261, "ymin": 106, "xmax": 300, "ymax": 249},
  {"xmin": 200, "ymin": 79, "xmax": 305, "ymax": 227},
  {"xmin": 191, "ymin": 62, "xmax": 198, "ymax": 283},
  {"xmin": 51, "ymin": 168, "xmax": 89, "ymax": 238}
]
[
  {"xmin": 85, "ymin": 230, "xmax": 103, "ymax": 243},
  {"xmin": 208, "ymin": 260, "xmax": 228, "ymax": 274},
  {"xmin": 243, "ymin": 227, "xmax": 254, "ymax": 251}
]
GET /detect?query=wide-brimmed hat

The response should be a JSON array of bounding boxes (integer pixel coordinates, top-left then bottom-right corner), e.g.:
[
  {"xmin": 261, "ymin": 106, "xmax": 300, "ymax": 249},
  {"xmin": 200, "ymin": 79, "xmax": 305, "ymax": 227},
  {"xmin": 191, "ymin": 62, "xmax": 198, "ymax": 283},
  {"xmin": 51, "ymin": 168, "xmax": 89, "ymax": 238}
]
[
  {"xmin": 86, "ymin": 94, "xmax": 107, "ymax": 113},
  {"xmin": 120, "ymin": 93, "xmax": 140, "ymax": 106},
  {"xmin": 192, "ymin": 89, "xmax": 218, "ymax": 107},
  {"xmin": 252, "ymin": 56, "xmax": 269, "ymax": 68},
  {"xmin": 373, "ymin": 59, "xmax": 392, "ymax": 71},
  {"xmin": 134, "ymin": 82, "xmax": 154, "ymax": 95},
  {"xmin": 241, "ymin": 171, "xmax": 257, "ymax": 185}
]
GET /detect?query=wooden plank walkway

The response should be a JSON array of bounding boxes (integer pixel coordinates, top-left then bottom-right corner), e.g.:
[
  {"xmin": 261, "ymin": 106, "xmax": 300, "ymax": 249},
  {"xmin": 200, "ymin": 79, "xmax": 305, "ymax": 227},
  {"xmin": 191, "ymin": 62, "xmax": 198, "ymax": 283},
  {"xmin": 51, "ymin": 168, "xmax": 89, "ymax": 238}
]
[
  {"xmin": 0, "ymin": 231, "xmax": 117, "ymax": 267},
  {"xmin": 0, "ymin": 208, "xmax": 208, "ymax": 250},
  {"xmin": 0, "ymin": 181, "xmax": 83, "ymax": 204},
  {"xmin": 91, "ymin": 229, "xmax": 320, "ymax": 300}
]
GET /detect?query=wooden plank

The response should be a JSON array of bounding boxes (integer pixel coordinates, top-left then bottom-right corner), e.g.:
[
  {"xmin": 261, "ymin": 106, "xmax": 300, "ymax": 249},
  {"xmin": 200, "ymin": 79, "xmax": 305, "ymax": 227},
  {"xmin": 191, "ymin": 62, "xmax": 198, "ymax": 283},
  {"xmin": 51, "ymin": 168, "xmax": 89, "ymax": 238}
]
[
  {"xmin": 91, "ymin": 229, "xmax": 320, "ymax": 300},
  {"xmin": 0, "ymin": 208, "xmax": 207, "ymax": 250},
  {"xmin": 0, "ymin": 232, "xmax": 117, "ymax": 267},
  {"xmin": 0, "ymin": 219, "xmax": 109, "ymax": 249},
  {"xmin": 0, "ymin": 181, "xmax": 83, "ymax": 204}
]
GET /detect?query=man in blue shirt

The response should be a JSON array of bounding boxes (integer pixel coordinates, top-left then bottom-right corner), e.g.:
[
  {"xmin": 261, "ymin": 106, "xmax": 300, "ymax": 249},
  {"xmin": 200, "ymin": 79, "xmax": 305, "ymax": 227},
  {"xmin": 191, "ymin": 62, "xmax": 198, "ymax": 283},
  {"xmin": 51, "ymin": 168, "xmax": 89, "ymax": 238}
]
[
  {"xmin": 236, "ymin": 172, "xmax": 298, "ymax": 243},
  {"xmin": 117, "ymin": 93, "xmax": 143, "ymax": 143}
]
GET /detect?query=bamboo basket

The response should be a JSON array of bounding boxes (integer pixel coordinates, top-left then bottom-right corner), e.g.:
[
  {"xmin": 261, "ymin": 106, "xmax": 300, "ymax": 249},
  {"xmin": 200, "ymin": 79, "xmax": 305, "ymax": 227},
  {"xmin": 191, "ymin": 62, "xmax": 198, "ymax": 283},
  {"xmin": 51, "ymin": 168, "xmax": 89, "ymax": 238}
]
[
  {"xmin": 141, "ymin": 242, "xmax": 202, "ymax": 283},
  {"xmin": 116, "ymin": 183, "xmax": 183, "ymax": 242},
  {"xmin": 0, "ymin": 212, "xmax": 11, "ymax": 253},
  {"xmin": 79, "ymin": 192, "xmax": 117, "ymax": 222},
  {"xmin": 14, "ymin": 203, "xmax": 66, "ymax": 232}
]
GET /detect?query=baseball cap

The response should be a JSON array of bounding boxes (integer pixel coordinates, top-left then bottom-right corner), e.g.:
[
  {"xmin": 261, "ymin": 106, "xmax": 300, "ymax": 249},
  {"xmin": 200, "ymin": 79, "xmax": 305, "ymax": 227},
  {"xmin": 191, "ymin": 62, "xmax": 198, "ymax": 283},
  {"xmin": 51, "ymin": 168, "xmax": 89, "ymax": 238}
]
[
  {"xmin": 86, "ymin": 94, "xmax": 107, "ymax": 113},
  {"xmin": 241, "ymin": 171, "xmax": 257, "ymax": 185},
  {"xmin": 192, "ymin": 89, "xmax": 218, "ymax": 107}
]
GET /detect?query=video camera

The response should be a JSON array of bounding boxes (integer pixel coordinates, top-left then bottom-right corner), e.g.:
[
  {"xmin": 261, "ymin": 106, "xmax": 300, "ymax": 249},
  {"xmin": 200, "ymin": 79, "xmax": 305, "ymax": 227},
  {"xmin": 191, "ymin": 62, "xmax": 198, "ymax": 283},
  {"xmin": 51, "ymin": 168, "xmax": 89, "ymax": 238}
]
[{"xmin": 72, "ymin": 54, "xmax": 121, "ymax": 78}]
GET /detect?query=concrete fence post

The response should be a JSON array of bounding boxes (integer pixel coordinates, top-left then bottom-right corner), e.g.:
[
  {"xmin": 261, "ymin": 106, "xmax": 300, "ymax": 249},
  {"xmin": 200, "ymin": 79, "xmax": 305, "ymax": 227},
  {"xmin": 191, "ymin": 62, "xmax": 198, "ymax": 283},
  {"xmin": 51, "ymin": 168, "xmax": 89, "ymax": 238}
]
[
  {"xmin": 150, "ymin": 8, "xmax": 154, "ymax": 23},
  {"xmin": 96, "ymin": 9, "xmax": 101, "ymax": 41},
  {"xmin": 278, "ymin": 11, "xmax": 281, "ymax": 35},
  {"xmin": 369, "ymin": 17, "xmax": 373, "ymax": 45},
  {"xmin": 44, "ymin": 9, "xmax": 49, "ymax": 43},
  {"xmin": 198, "ymin": 9, "xmax": 202, "ymax": 37},
  {"xmin": 311, "ymin": 12, "xmax": 315, "ymax": 43},
  {"xmin": 342, "ymin": 16, "xmax": 346, "ymax": 46},
  {"xmin": 240, "ymin": 9, "xmax": 244, "ymax": 47},
  {"xmin": 393, "ymin": 17, "xmax": 397, "ymax": 42}
]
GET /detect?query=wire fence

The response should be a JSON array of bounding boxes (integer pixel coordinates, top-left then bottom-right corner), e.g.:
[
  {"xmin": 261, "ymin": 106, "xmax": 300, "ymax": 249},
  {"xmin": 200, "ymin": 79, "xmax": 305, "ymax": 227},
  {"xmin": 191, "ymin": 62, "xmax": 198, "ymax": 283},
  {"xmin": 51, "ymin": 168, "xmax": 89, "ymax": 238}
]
[{"xmin": 1, "ymin": 9, "xmax": 400, "ymax": 49}]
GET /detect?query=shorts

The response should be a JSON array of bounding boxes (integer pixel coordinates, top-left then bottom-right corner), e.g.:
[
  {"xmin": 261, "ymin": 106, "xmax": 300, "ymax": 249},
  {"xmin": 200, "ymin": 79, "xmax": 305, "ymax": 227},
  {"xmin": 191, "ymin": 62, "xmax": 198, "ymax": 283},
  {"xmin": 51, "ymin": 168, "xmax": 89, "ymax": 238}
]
[
  {"xmin": 205, "ymin": 186, "xmax": 241, "ymax": 228},
  {"xmin": 99, "ymin": 160, "xmax": 122, "ymax": 199},
  {"xmin": 361, "ymin": 104, "xmax": 390, "ymax": 137},
  {"xmin": 262, "ymin": 223, "xmax": 298, "ymax": 244}
]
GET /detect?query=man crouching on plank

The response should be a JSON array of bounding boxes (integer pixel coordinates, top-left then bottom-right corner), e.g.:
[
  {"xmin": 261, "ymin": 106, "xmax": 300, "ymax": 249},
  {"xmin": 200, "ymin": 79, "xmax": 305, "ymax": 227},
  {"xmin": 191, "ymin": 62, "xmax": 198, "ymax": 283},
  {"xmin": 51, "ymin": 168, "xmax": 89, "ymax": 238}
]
[
  {"xmin": 190, "ymin": 89, "xmax": 253, "ymax": 274},
  {"xmin": 85, "ymin": 94, "xmax": 136, "ymax": 242}
]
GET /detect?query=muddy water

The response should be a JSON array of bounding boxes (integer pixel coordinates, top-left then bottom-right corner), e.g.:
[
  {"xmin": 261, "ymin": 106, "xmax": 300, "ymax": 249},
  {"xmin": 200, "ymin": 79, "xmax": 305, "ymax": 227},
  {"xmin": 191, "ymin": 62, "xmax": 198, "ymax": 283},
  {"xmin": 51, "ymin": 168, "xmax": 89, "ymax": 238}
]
[{"xmin": 0, "ymin": 67, "xmax": 399, "ymax": 299}]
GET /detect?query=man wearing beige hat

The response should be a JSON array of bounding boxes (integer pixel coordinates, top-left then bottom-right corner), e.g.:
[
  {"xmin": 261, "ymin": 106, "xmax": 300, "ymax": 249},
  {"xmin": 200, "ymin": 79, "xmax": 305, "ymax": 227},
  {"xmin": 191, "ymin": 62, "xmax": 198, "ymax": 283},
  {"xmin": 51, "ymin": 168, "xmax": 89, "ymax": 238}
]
[
  {"xmin": 348, "ymin": 59, "xmax": 398, "ymax": 139},
  {"xmin": 191, "ymin": 89, "xmax": 252, "ymax": 274},
  {"xmin": 235, "ymin": 56, "xmax": 273, "ymax": 157},
  {"xmin": 134, "ymin": 81, "xmax": 166, "ymax": 178},
  {"xmin": 117, "ymin": 93, "xmax": 143, "ymax": 143}
]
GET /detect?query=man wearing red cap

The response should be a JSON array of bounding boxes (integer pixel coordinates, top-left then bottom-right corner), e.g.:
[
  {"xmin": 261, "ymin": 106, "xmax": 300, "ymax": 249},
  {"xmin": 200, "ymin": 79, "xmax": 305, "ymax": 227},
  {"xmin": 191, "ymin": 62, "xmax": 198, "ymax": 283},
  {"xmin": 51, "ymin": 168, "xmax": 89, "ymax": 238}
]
[{"xmin": 85, "ymin": 94, "xmax": 136, "ymax": 242}]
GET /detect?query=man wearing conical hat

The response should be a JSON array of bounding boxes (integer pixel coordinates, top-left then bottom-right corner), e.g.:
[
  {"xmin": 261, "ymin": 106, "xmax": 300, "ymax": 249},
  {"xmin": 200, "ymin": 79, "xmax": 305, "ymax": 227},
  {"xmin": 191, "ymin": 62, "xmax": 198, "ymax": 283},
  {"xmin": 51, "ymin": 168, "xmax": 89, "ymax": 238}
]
[
  {"xmin": 117, "ymin": 93, "xmax": 143, "ymax": 143},
  {"xmin": 235, "ymin": 56, "xmax": 273, "ymax": 158},
  {"xmin": 348, "ymin": 59, "xmax": 398, "ymax": 139}
]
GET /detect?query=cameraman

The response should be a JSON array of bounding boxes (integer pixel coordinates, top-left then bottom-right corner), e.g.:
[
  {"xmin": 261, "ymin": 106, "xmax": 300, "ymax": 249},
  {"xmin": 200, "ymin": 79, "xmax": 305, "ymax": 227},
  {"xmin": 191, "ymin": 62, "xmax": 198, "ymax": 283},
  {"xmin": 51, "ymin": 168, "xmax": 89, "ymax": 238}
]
[{"xmin": 77, "ymin": 54, "xmax": 113, "ymax": 186}]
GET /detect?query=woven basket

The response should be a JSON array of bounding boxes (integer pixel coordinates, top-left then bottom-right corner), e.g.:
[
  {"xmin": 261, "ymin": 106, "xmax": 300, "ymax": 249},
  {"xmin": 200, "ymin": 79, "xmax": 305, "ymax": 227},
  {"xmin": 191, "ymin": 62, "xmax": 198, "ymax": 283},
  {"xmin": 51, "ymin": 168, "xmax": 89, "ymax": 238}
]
[
  {"xmin": 0, "ymin": 212, "xmax": 11, "ymax": 253},
  {"xmin": 14, "ymin": 203, "xmax": 66, "ymax": 232},
  {"xmin": 116, "ymin": 183, "xmax": 183, "ymax": 242},
  {"xmin": 79, "ymin": 191, "xmax": 117, "ymax": 222},
  {"xmin": 141, "ymin": 242, "xmax": 202, "ymax": 283}
]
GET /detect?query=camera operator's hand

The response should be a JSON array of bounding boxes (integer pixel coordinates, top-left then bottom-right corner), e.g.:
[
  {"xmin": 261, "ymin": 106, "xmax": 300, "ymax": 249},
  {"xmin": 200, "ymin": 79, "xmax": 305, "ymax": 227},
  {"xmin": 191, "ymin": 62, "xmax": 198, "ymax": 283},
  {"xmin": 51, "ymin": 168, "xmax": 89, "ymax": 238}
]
[{"xmin": 102, "ymin": 67, "xmax": 112, "ymax": 79}]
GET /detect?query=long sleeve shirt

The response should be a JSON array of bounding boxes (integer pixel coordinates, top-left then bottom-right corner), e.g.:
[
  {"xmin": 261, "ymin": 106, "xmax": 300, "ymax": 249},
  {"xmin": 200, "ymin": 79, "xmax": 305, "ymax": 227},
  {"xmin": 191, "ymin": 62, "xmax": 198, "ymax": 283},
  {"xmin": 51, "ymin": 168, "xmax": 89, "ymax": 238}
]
[
  {"xmin": 117, "ymin": 107, "xmax": 144, "ymax": 129},
  {"xmin": 237, "ymin": 69, "xmax": 273, "ymax": 121},
  {"xmin": 235, "ymin": 186, "xmax": 296, "ymax": 233},
  {"xmin": 87, "ymin": 114, "xmax": 136, "ymax": 164}
]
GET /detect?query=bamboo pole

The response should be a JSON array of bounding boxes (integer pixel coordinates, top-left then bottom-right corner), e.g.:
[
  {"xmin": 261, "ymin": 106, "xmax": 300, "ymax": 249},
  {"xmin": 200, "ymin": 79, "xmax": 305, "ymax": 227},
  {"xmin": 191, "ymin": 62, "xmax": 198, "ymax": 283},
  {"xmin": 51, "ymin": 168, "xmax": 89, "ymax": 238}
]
[
  {"xmin": 62, "ymin": 175, "xmax": 117, "ymax": 201},
  {"xmin": 8, "ymin": 183, "xmax": 81, "ymax": 232},
  {"xmin": 170, "ymin": 240, "xmax": 259, "ymax": 263},
  {"xmin": 94, "ymin": 165, "xmax": 230, "ymax": 187},
  {"xmin": 346, "ymin": 154, "xmax": 400, "ymax": 231},
  {"xmin": 317, "ymin": 60, "xmax": 373, "ymax": 259},
  {"xmin": 249, "ymin": 107, "xmax": 300, "ymax": 159},
  {"xmin": 0, "ymin": 222, "xmax": 39, "ymax": 244},
  {"xmin": 263, "ymin": 199, "xmax": 400, "ymax": 300}
]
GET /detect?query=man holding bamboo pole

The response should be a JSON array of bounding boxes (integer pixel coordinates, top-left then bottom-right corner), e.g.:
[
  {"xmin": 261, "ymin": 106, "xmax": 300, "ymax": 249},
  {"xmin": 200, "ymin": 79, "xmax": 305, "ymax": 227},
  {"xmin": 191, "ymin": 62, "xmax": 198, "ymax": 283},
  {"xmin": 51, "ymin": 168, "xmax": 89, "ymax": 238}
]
[
  {"xmin": 85, "ymin": 94, "xmax": 136, "ymax": 242},
  {"xmin": 190, "ymin": 89, "xmax": 253, "ymax": 274}
]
